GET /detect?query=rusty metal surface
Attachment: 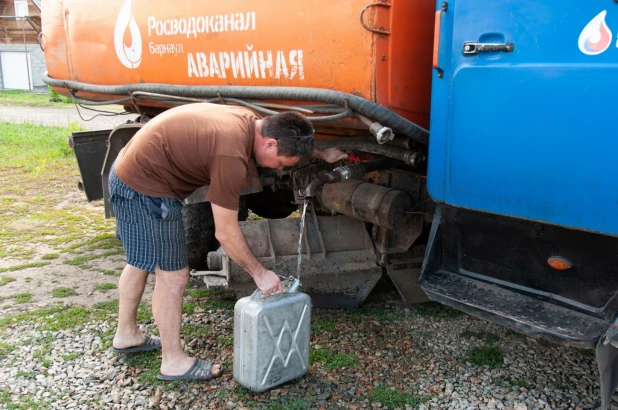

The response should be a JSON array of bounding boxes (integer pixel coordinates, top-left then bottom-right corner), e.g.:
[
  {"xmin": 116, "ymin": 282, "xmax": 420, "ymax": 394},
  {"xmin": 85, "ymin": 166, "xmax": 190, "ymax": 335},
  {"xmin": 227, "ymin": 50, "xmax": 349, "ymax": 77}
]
[
  {"xmin": 320, "ymin": 179, "xmax": 411, "ymax": 229},
  {"xmin": 184, "ymin": 159, "xmax": 263, "ymax": 205},
  {"xmin": 209, "ymin": 213, "xmax": 381, "ymax": 308}
]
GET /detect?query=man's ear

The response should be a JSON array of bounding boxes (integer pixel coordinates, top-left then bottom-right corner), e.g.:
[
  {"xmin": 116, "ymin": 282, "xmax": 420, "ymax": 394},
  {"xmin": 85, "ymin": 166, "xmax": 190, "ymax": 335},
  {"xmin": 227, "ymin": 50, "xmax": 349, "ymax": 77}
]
[{"xmin": 265, "ymin": 138, "xmax": 278, "ymax": 150}]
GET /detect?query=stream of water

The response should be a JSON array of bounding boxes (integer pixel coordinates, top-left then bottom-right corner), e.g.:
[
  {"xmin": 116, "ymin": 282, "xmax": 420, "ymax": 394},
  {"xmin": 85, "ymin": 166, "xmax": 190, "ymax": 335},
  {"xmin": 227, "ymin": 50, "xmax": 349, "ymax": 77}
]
[{"xmin": 296, "ymin": 199, "xmax": 310, "ymax": 279}]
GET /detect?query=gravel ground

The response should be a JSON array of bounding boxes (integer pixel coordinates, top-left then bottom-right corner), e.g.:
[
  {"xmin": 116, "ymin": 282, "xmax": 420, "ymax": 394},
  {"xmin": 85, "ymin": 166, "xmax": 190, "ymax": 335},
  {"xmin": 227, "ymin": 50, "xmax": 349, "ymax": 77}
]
[{"xmin": 0, "ymin": 279, "xmax": 616, "ymax": 410}]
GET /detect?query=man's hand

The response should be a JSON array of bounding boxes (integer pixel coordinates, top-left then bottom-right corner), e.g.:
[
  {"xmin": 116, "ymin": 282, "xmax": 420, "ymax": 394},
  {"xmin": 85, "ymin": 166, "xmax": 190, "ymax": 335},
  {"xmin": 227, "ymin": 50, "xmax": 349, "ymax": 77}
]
[
  {"xmin": 254, "ymin": 270, "xmax": 284, "ymax": 296},
  {"xmin": 313, "ymin": 147, "xmax": 348, "ymax": 163},
  {"xmin": 211, "ymin": 203, "xmax": 284, "ymax": 296}
]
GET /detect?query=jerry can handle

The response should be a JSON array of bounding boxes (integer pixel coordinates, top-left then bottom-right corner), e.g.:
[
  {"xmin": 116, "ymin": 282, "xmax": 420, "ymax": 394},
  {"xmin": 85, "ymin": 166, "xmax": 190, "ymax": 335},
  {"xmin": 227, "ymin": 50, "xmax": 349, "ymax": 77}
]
[{"xmin": 251, "ymin": 278, "xmax": 300, "ymax": 301}]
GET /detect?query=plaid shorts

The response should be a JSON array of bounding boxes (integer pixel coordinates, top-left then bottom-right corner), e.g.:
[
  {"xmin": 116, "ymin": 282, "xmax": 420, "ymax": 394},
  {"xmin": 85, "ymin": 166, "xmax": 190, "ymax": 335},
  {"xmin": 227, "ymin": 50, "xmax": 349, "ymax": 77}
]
[{"xmin": 108, "ymin": 164, "xmax": 188, "ymax": 272}]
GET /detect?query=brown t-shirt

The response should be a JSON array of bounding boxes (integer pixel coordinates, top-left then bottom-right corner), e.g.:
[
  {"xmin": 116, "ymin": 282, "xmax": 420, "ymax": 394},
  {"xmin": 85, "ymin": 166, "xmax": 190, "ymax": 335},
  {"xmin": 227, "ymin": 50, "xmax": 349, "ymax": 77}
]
[{"xmin": 114, "ymin": 103, "xmax": 258, "ymax": 210}]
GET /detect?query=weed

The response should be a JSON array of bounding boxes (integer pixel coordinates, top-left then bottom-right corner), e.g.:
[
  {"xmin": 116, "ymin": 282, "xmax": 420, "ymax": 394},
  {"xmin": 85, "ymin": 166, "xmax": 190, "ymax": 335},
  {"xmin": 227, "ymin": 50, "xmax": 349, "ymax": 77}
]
[
  {"xmin": 64, "ymin": 250, "xmax": 124, "ymax": 266},
  {"xmin": 101, "ymin": 269, "xmax": 121, "ymax": 277},
  {"xmin": 41, "ymin": 253, "xmax": 60, "ymax": 260},
  {"xmin": 464, "ymin": 346, "xmax": 504, "ymax": 367},
  {"xmin": 371, "ymin": 387, "xmax": 422, "ymax": 409},
  {"xmin": 0, "ymin": 342, "xmax": 15, "ymax": 356},
  {"xmin": 52, "ymin": 287, "xmax": 78, "ymax": 298},
  {"xmin": 182, "ymin": 302, "xmax": 196, "ymax": 315},
  {"xmin": 250, "ymin": 398, "xmax": 316, "ymax": 410},
  {"xmin": 0, "ymin": 262, "xmax": 50, "ymax": 273},
  {"xmin": 509, "ymin": 379, "xmax": 534, "ymax": 389},
  {"xmin": 459, "ymin": 330, "xmax": 500, "ymax": 344},
  {"xmin": 184, "ymin": 289, "xmax": 213, "ymax": 299},
  {"xmin": 93, "ymin": 299, "xmax": 120, "ymax": 313},
  {"xmin": 312, "ymin": 316, "xmax": 337, "ymax": 333},
  {"xmin": 15, "ymin": 293, "xmax": 34, "ymax": 303},
  {"xmin": 579, "ymin": 348, "xmax": 595, "ymax": 358},
  {"xmin": 310, "ymin": 348, "xmax": 356, "ymax": 370},
  {"xmin": 0, "ymin": 276, "xmax": 15, "ymax": 286},
  {"xmin": 217, "ymin": 337, "xmax": 233, "ymax": 346},
  {"xmin": 94, "ymin": 283, "xmax": 117, "ymax": 293},
  {"xmin": 182, "ymin": 324, "xmax": 211, "ymax": 338},
  {"xmin": 208, "ymin": 299, "xmax": 235, "ymax": 310},
  {"xmin": 411, "ymin": 302, "xmax": 463, "ymax": 318},
  {"xmin": 0, "ymin": 306, "xmax": 104, "ymax": 332},
  {"xmin": 62, "ymin": 352, "xmax": 82, "ymax": 362}
]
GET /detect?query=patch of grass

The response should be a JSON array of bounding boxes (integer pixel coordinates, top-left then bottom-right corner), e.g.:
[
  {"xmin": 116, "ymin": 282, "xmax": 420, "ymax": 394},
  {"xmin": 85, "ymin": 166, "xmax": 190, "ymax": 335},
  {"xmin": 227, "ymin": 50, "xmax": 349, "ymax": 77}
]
[
  {"xmin": 0, "ymin": 276, "xmax": 16, "ymax": 286},
  {"xmin": 217, "ymin": 337, "xmax": 233, "ymax": 346},
  {"xmin": 459, "ymin": 330, "xmax": 500, "ymax": 344},
  {"xmin": 411, "ymin": 302, "xmax": 463, "ymax": 318},
  {"xmin": 182, "ymin": 324, "xmax": 211, "ymax": 338},
  {"xmin": 182, "ymin": 302, "xmax": 196, "ymax": 315},
  {"xmin": 509, "ymin": 379, "xmax": 534, "ymax": 389},
  {"xmin": 101, "ymin": 270, "xmax": 121, "ymax": 277},
  {"xmin": 207, "ymin": 299, "xmax": 235, "ymax": 310},
  {"xmin": 94, "ymin": 283, "xmax": 117, "ymax": 293},
  {"xmin": 0, "ymin": 306, "xmax": 106, "ymax": 332},
  {"xmin": 64, "ymin": 250, "xmax": 124, "ymax": 266},
  {"xmin": 464, "ymin": 346, "xmax": 504, "ymax": 368},
  {"xmin": 41, "ymin": 253, "xmax": 60, "ymax": 260},
  {"xmin": 579, "ymin": 348, "xmax": 595, "ymax": 358},
  {"xmin": 32, "ymin": 334, "xmax": 55, "ymax": 368},
  {"xmin": 184, "ymin": 289, "xmax": 213, "ymax": 299},
  {"xmin": 0, "ymin": 388, "xmax": 56, "ymax": 409},
  {"xmin": 62, "ymin": 352, "xmax": 81, "ymax": 362},
  {"xmin": 250, "ymin": 398, "xmax": 315, "ymax": 410},
  {"xmin": 0, "ymin": 122, "xmax": 77, "ymax": 173},
  {"xmin": 92, "ymin": 299, "xmax": 119, "ymax": 313},
  {"xmin": 0, "ymin": 342, "xmax": 15, "ymax": 356},
  {"xmin": 0, "ymin": 262, "xmax": 50, "ymax": 273},
  {"xmin": 0, "ymin": 89, "xmax": 73, "ymax": 107},
  {"xmin": 312, "ymin": 316, "xmax": 337, "ymax": 333},
  {"xmin": 310, "ymin": 348, "xmax": 356, "ymax": 371},
  {"xmin": 371, "ymin": 387, "xmax": 423, "ymax": 409},
  {"xmin": 15, "ymin": 293, "xmax": 34, "ymax": 303},
  {"xmin": 52, "ymin": 287, "xmax": 78, "ymax": 298}
]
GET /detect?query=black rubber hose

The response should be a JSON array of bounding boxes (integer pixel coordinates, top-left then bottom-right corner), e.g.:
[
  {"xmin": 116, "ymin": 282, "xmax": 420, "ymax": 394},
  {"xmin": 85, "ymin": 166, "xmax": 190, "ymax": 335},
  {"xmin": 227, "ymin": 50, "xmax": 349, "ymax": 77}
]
[{"xmin": 43, "ymin": 73, "xmax": 429, "ymax": 145}]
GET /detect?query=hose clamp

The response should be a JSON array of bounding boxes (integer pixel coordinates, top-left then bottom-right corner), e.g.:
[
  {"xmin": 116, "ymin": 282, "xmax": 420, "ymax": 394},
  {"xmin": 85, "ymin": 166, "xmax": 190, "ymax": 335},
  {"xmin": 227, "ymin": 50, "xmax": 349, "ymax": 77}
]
[{"xmin": 334, "ymin": 166, "xmax": 352, "ymax": 181}]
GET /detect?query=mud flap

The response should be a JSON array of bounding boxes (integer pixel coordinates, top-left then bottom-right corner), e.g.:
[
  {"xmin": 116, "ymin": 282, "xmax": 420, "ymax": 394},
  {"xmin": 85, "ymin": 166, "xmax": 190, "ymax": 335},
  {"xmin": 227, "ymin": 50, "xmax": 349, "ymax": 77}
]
[{"xmin": 598, "ymin": 320, "xmax": 618, "ymax": 410}]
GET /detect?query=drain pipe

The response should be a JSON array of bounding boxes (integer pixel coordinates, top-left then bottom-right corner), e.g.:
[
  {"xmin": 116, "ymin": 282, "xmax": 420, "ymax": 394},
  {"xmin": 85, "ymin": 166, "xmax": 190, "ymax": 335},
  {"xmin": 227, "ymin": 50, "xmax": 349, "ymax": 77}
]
[{"xmin": 304, "ymin": 158, "xmax": 392, "ymax": 198}]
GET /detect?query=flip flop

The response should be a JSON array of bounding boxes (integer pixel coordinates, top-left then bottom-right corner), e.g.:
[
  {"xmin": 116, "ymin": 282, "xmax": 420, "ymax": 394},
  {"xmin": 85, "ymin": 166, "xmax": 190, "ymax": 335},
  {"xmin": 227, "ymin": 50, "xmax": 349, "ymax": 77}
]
[
  {"xmin": 156, "ymin": 359, "xmax": 224, "ymax": 381},
  {"xmin": 112, "ymin": 335, "xmax": 161, "ymax": 354}
]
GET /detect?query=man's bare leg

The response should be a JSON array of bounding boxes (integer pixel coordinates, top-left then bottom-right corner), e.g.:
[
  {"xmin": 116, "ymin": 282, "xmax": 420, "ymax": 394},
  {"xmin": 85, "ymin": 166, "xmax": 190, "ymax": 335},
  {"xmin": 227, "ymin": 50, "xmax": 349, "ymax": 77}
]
[
  {"xmin": 112, "ymin": 264, "xmax": 150, "ymax": 349},
  {"xmin": 153, "ymin": 266, "xmax": 221, "ymax": 376}
]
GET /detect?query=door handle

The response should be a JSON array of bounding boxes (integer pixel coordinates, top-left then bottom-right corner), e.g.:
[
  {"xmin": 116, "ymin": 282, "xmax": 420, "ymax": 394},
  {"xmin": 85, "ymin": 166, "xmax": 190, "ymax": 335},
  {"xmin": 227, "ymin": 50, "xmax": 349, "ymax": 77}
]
[{"xmin": 463, "ymin": 42, "xmax": 514, "ymax": 55}]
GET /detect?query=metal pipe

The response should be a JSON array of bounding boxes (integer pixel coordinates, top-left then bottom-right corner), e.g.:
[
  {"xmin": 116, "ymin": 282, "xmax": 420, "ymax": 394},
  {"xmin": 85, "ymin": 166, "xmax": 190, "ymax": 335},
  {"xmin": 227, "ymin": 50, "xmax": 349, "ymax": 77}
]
[
  {"xmin": 315, "ymin": 138, "xmax": 425, "ymax": 167},
  {"xmin": 357, "ymin": 113, "xmax": 394, "ymax": 144},
  {"xmin": 304, "ymin": 158, "xmax": 393, "ymax": 198}
]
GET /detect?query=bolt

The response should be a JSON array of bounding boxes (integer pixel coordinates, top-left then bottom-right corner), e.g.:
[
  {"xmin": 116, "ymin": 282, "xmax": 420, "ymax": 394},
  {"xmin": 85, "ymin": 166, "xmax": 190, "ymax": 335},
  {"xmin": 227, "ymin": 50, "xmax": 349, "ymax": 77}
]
[{"xmin": 382, "ymin": 54, "xmax": 387, "ymax": 61}]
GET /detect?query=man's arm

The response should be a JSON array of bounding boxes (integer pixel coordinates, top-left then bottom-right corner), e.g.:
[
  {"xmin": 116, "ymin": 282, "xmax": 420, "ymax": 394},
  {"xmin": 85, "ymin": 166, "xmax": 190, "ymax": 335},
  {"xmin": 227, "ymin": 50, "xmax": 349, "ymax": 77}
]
[
  {"xmin": 313, "ymin": 147, "xmax": 348, "ymax": 163},
  {"xmin": 211, "ymin": 203, "xmax": 283, "ymax": 296}
]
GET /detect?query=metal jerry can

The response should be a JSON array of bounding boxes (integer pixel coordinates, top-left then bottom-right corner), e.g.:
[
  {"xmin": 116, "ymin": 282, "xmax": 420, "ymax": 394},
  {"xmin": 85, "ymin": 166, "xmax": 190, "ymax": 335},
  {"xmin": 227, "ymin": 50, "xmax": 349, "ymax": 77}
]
[{"xmin": 233, "ymin": 280, "xmax": 311, "ymax": 392}]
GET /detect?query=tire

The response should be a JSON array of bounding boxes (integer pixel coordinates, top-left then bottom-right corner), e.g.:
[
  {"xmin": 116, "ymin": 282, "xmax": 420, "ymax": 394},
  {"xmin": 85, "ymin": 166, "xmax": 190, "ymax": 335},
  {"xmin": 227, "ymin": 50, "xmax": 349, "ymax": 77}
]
[
  {"xmin": 245, "ymin": 190, "xmax": 298, "ymax": 219},
  {"xmin": 183, "ymin": 198, "xmax": 248, "ymax": 270}
]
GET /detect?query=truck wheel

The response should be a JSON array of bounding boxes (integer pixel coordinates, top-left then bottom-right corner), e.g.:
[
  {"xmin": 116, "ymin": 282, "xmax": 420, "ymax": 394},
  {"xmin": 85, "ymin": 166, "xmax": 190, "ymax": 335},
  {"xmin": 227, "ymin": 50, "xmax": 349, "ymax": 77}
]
[
  {"xmin": 245, "ymin": 190, "xmax": 298, "ymax": 219},
  {"xmin": 183, "ymin": 198, "xmax": 248, "ymax": 270}
]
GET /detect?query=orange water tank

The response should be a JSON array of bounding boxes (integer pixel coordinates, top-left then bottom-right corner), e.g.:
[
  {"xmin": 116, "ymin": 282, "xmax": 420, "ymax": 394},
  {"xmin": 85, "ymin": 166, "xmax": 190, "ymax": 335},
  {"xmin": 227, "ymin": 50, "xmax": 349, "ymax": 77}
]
[{"xmin": 42, "ymin": 0, "xmax": 435, "ymax": 128}]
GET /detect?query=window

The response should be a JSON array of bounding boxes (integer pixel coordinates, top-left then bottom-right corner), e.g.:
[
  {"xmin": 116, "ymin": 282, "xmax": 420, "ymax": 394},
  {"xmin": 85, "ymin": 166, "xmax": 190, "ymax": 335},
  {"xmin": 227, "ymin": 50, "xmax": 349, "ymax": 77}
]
[{"xmin": 14, "ymin": 0, "xmax": 29, "ymax": 18}]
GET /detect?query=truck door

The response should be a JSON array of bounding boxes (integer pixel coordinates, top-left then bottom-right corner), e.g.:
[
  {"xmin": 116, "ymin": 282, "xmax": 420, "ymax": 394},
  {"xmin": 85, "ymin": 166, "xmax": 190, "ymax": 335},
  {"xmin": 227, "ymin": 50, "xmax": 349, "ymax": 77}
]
[{"xmin": 428, "ymin": 1, "xmax": 618, "ymax": 236}]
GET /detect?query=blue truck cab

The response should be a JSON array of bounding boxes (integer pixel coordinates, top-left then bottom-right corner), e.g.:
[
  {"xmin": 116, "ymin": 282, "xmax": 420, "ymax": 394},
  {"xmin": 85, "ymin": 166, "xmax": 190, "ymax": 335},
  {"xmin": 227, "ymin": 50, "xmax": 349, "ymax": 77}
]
[{"xmin": 421, "ymin": 1, "xmax": 618, "ymax": 407}]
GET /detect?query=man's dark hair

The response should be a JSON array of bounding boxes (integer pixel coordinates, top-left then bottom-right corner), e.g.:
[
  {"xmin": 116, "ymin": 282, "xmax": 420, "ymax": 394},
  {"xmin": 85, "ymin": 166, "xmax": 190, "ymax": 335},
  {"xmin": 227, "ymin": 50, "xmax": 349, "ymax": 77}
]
[{"xmin": 261, "ymin": 112, "xmax": 314, "ymax": 165}]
